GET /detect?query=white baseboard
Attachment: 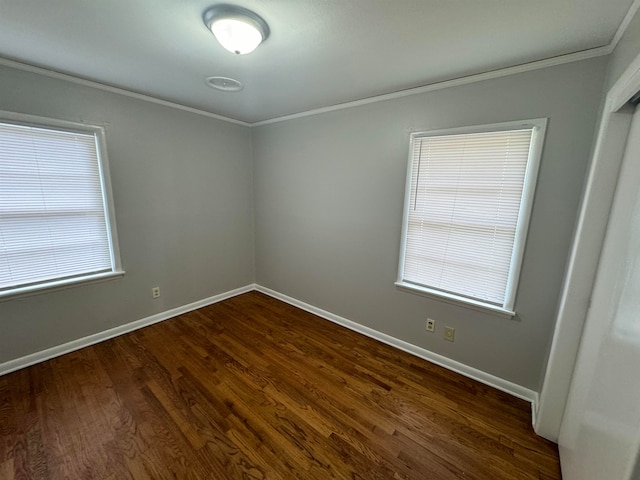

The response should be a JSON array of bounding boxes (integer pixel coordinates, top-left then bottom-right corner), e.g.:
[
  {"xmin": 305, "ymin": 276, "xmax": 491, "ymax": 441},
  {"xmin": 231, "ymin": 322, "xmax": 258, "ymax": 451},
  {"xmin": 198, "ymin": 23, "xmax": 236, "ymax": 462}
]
[
  {"xmin": 531, "ymin": 396, "xmax": 540, "ymax": 427},
  {"xmin": 0, "ymin": 284, "xmax": 255, "ymax": 377},
  {"xmin": 255, "ymin": 285, "xmax": 538, "ymax": 406},
  {"xmin": 1, "ymin": 282, "xmax": 539, "ymax": 416}
]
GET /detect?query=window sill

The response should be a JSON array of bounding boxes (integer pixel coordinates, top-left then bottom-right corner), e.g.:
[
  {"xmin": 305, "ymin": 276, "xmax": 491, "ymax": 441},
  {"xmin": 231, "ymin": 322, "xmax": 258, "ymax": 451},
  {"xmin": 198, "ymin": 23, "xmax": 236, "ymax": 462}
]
[
  {"xmin": 394, "ymin": 281, "xmax": 515, "ymax": 319},
  {"xmin": 0, "ymin": 271, "xmax": 126, "ymax": 302}
]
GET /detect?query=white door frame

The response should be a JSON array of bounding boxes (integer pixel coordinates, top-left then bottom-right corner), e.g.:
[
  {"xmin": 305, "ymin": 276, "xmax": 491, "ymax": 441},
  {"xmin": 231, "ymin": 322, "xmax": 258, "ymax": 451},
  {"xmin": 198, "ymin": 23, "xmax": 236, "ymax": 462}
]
[{"xmin": 535, "ymin": 51, "xmax": 640, "ymax": 441}]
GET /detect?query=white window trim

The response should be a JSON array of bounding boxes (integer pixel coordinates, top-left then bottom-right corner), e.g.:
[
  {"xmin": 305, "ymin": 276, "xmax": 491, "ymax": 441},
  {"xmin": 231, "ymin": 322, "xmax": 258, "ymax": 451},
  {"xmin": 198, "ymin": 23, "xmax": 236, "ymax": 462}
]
[
  {"xmin": 0, "ymin": 271, "xmax": 125, "ymax": 302},
  {"xmin": 396, "ymin": 118, "xmax": 547, "ymax": 317},
  {"xmin": 0, "ymin": 110, "xmax": 124, "ymax": 301}
]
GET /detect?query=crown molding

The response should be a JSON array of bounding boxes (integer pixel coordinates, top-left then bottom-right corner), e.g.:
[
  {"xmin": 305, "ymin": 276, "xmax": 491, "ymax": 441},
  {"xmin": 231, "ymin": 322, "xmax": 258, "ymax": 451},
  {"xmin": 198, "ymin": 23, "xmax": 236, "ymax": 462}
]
[
  {"xmin": 610, "ymin": 0, "xmax": 640, "ymax": 52},
  {"xmin": 0, "ymin": 57, "xmax": 251, "ymax": 127},
  {"xmin": 3, "ymin": 0, "xmax": 639, "ymax": 128},
  {"xmin": 252, "ymin": 46, "xmax": 611, "ymax": 126}
]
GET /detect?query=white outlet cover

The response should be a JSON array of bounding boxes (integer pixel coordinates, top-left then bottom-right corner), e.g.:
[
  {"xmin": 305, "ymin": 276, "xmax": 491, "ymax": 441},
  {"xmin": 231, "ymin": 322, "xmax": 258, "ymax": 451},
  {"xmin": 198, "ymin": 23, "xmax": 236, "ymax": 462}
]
[{"xmin": 444, "ymin": 327, "xmax": 455, "ymax": 341}]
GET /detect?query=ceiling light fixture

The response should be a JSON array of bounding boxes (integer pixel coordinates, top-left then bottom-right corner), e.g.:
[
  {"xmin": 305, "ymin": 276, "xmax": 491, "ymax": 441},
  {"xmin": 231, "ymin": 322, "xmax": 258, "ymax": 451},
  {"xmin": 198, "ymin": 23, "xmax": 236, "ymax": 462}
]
[{"xmin": 203, "ymin": 4, "xmax": 269, "ymax": 55}]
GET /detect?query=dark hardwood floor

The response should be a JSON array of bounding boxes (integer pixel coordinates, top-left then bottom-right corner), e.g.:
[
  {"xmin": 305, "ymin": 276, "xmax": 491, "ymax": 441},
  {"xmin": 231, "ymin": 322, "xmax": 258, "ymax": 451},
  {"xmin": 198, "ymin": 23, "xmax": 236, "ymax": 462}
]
[{"xmin": 0, "ymin": 291, "xmax": 561, "ymax": 479}]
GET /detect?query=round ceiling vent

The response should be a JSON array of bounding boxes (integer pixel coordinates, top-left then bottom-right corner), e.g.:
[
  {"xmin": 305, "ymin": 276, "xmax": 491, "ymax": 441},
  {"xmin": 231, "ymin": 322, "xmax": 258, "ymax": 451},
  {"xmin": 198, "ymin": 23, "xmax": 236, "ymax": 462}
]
[{"xmin": 205, "ymin": 76, "xmax": 243, "ymax": 92}]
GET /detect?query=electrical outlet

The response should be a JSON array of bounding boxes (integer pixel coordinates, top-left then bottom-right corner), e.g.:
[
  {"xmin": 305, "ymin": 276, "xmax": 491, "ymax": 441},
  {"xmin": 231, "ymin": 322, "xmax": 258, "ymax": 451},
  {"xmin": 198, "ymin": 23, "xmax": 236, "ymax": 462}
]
[
  {"xmin": 444, "ymin": 326, "xmax": 455, "ymax": 342},
  {"xmin": 426, "ymin": 318, "xmax": 435, "ymax": 332},
  {"xmin": 152, "ymin": 287, "xmax": 160, "ymax": 298}
]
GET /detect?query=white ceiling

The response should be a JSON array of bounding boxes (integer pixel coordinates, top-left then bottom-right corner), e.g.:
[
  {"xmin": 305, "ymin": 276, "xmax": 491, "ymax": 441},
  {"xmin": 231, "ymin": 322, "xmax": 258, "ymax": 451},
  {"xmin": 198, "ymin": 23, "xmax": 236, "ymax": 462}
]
[{"xmin": 0, "ymin": 0, "xmax": 635, "ymax": 123}]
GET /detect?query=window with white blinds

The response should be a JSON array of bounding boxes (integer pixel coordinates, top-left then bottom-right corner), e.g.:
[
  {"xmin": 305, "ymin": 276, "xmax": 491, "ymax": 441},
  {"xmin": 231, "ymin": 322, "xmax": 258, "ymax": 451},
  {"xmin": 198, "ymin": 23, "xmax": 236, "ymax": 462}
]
[
  {"xmin": 397, "ymin": 119, "xmax": 546, "ymax": 315},
  {"xmin": 0, "ymin": 113, "xmax": 122, "ymax": 298}
]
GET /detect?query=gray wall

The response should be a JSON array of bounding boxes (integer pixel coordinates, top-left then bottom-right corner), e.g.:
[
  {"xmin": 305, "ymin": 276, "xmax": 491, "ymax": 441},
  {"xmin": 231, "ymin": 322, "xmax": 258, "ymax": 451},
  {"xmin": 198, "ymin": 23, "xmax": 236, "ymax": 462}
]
[
  {"xmin": 0, "ymin": 55, "xmax": 610, "ymax": 393},
  {"xmin": 0, "ymin": 65, "xmax": 254, "ymax": 364},
  {"xmin": 253, "ymin": 58, "xmax": 608, "ymax": 391}
]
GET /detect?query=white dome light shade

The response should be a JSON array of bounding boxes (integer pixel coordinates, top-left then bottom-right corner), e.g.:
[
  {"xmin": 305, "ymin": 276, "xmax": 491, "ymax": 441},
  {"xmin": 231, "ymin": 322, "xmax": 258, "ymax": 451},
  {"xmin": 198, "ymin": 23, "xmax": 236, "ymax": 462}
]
[
  {"xmin": 211, "ymin": 18, "xmax": 263, "ymax": 54},
  {"xmin": 203, "ymin": 5, "xmax": 270, "ymax": 55}
]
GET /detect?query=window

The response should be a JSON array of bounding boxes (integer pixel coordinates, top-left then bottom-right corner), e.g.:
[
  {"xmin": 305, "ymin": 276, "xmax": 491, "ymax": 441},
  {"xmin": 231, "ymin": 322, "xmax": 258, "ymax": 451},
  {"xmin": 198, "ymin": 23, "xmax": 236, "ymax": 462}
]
[
  {"xmin": 396, "ymin": 119, "xmax": 546, "ymax": 315},
  {"xmin": 0, "ymin": 112, "xmax": 123, "ymax": 299}
]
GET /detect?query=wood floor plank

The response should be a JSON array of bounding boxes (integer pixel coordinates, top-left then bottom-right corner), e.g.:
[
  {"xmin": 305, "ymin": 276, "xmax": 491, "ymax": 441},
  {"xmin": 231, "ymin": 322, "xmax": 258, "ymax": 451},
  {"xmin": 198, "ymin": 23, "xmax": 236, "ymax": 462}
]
[{"xmin": 0, "ymin": 291, "xmax": 561, "ymax": 479}]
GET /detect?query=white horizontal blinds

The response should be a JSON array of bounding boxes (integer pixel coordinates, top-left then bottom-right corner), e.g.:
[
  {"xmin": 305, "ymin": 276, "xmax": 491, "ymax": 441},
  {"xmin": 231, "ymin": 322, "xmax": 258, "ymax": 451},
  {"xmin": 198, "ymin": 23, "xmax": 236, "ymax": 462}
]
[
  {"xmin": 403, "ymin": 128, "xmax": 533, "ymax": 306},
  {"xmin": 0, "ymin": 122, "xmax": 112, "ymax": 291}
]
